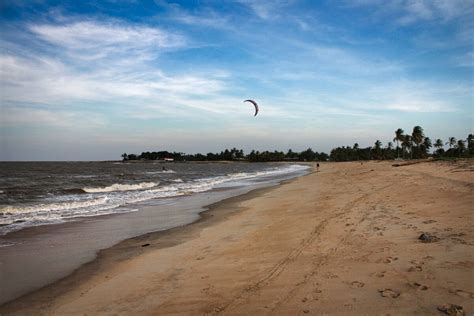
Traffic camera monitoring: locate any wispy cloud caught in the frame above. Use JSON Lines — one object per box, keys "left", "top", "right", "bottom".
{"left": 29, "top": 20, "right": 186, "bottom": 61}
{"left": 236, "top": 0, "right": 295, "bottom": 20}
{"left": 345, "top": 0, "right": 474, "bottom": 25}
{"left": 0, "top": 106, "right": 106, "bottom": 128}
{"left": 1, "top": 18, "right": 243, "bottom": 119}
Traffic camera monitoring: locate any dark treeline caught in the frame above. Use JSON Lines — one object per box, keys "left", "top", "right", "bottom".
{"left": 121, "top": 147, "right": 329, "bottom": 162}
{"left": 121, "top": 126, "right": 473, "bottom": 163}
{"left": 330, "top": 126, "right": 473, "bottom": 162}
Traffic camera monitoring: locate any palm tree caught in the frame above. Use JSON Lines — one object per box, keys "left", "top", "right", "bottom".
{"left": 412, "top": 126, "right": 424, "bottom": 145}
{"left": 422, "top": 137, "right": 432, "bottom": 157}
{"left": 393, "top": 128, "right": 404, "bottom": 159}
{"left": 373, "top": 140, "right": 382, "bottom": 159}
{"left": 446, "top": 137, "right": 456, "bottom": 149}
{"left": 456, "top": 139, "right": 466, "bottom": 156}
{"left": 402, "top": 135, "right": 412, "bottom": 159}
{"left": 468, "top": 134, "right": 474, "bottom": 155}
{"left": 385, "top": 141, "right": 394, "bottom": 159}
{"left": 434, "top": 139, "right": 443, "bottom": 156}
{"left": 411, "top": 126, "right": 424, "bottom": 158}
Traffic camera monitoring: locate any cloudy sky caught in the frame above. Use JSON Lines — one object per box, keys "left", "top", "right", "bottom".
{"left": 1, "top": 0, "right": 472, "bottom": 160}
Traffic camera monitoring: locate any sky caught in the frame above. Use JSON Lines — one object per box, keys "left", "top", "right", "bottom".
{"left": 0, "top": 0, "right": 473, "bottom": 160}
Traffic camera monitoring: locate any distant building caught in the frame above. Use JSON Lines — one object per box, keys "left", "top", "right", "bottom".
{"left": 164, "top": 158, "right": 174, "bottom": 162}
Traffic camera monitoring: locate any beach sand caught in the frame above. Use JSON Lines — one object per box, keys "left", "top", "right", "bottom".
{"left": 1, "top": 160, "right": 473, "bottom": 315}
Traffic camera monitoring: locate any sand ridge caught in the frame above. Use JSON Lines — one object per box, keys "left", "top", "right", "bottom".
{"left": 1, "top": 160, "right": 473, "bottom": 315}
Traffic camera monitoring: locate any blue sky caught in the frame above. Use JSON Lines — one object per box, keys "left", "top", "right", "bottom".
{"left": 1, "top": 0, "right": 473, "bottom": 160}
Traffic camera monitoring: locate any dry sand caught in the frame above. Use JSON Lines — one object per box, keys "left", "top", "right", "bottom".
{"left": 1, "top": 160, "right": 473, "bottom": 315}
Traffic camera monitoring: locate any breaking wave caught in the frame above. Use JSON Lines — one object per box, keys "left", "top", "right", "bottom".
{"left": 0, "top": 164, "right": 309, "bottom": 235}
{"left": 83, "top": 182, "right": 159, "bottom": 193}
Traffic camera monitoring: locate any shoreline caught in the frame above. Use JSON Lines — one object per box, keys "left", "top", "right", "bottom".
{"left": 2, "top": 160, "right": 473, "bottom": 315}
{"left": 0, "top": 168, "right": 311, "bottom": 308}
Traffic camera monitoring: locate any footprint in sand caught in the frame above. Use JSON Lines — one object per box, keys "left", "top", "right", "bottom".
{"left": 437, "top": 303, "right": 464, "bottom": 316}
{"left": 453, "top": 289, "right": 474, "bottom": 298}
{"left": 410, "top": 259, "right": 425, "bottom": 266}
{"left": 378, "top": 289, "right": 400, "bottom": 298}
{"left": 350, "top": 281, "right": 365, "bottom": 288}
{"left": 409, "top": 282, "right": 429, "bottom": 291}
{"left": 408, "top": 265, "right": 423, "bottom": 272}
{"left": 375, "top": 271, "right": 386, "bottom": 278}
{"left": 382, "top": 256, "right": 399, "bottom": 264}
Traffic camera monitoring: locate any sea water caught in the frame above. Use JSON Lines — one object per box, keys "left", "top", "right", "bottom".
{"left": 0, "top": 161, "right": 310, "bottom": 304}
{"left": 0, "top": 161, "right": 309, "bottom": 235}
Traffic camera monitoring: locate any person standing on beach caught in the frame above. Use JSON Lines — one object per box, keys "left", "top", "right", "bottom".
{"left": 316, "top": 163, "right": 320, "bottom": 172}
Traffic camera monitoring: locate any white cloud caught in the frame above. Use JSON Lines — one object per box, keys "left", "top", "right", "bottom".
{"left": 236, "top": 0, "right": 295, "bottom": 20}
{"left": 168, "top": 9, "right": 229, "bottom": 28}
{"left": 0, "top": 53, "right": 228, "bottom": 106}
{"left": 384, "top": 101, "right": 453, "bottom": 112}
{"left": 0, "top": 106, "right": 106, "bottom": 128}
{"left": 345, "top": 0, "right": 474, "bottom": 25}
{"left": 29, "top": 20, "right": 186, "bottom": 61}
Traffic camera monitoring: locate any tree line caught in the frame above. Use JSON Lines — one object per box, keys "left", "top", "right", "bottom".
{"left": 121, "top": 126, "right": 473, "bottom": 162}
{"left": 121, "top": 147, "right": 329, "bottom": 162}
{"left": 330, "top": 126, "right": 473, "bottom": 162}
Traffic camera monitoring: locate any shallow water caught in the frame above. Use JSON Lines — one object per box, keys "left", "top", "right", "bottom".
{"left": 0, "top": 161, "right": 308, "bottom": 235}
{"left": 0, "top": 163, "right": 310, "bottom": 304}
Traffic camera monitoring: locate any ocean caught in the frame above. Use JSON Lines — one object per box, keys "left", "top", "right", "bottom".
{"left": 0, "top": 161, "right": 310, "bottom": 304}
{"left": 0, "top": 161, "right": 309, "bottom": 236}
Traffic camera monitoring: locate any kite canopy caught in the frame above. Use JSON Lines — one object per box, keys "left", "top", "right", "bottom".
{"left": 244, "top": 99, "right": 259, "bottom": 116}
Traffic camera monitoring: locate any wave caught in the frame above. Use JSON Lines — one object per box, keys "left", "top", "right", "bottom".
{"left": 0, "top": 164, "right": 310, "bottom": 235}
{"left": 1, "top": 196, "right": 109, "bottom": 215}
{"left": 145, "top": 170, "right": 175, "bottom": 174}
{"left": 82, "top": 182, "right": 159, "bottom": 193}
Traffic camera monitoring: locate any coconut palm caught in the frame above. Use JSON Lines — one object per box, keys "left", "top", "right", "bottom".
{"left": 393, "top": 128, "right": 404, "bottom": 159}
{"left": 411, "top": 126, "right": 425, "bottom": 158}
{"left": 446, "top": 137, "right": 456, "bottom": 149}
{"left": 468, "top": 134, "right": 474, "bottom": 155}
{"left": 456, "top": 139, "right": 466, "bottom": 155}
{"left": 433, "top": 139, "right": 443, "bottom": 156}
{"left": 422, "top": 137, "right": 432, "bottom": 157}
{"left": 401, "top": 135, "right": 412, "bottom": 159}
{"left": 412, "top": 126, "right": 424, "bottom": 146}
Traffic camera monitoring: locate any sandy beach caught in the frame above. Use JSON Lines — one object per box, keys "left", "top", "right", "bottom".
{"left": 1, "top": 160, "right": 473, "bottom": 315}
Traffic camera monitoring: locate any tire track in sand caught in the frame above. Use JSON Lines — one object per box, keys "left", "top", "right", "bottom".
{"left": 212, "top": 179, "right": 393, "bottom": 315}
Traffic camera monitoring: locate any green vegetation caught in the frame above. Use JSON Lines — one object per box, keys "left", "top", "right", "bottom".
{"left": 330, "top": 126, "right": 473, "bottom": 162}
{"left": 121, "top": 147, "right": 328, "bottom": 162}
{"left": 121, "top": 126, "right": 473, "bottom": 162}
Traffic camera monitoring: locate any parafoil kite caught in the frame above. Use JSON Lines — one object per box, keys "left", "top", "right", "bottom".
{"left": 244, "top": 99, "right": 259, "bottom": 116}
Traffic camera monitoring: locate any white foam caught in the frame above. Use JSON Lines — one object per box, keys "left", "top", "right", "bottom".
{"left": 1, "top": 196, "right": 109, "bottom": 214}
{"left": 0, "top": 164, "right": 310, "bottom": 235}
{"left": 83, "top": 182, "right": 159, "bottom": 193}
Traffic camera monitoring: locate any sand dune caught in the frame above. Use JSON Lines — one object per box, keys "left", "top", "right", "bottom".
{"left": 2, "top": 160, "right": 473, "bottom": 315}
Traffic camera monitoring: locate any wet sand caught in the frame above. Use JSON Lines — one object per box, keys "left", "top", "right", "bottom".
{"left": 1, "top": 160, "right": 473, "bottom": 315}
